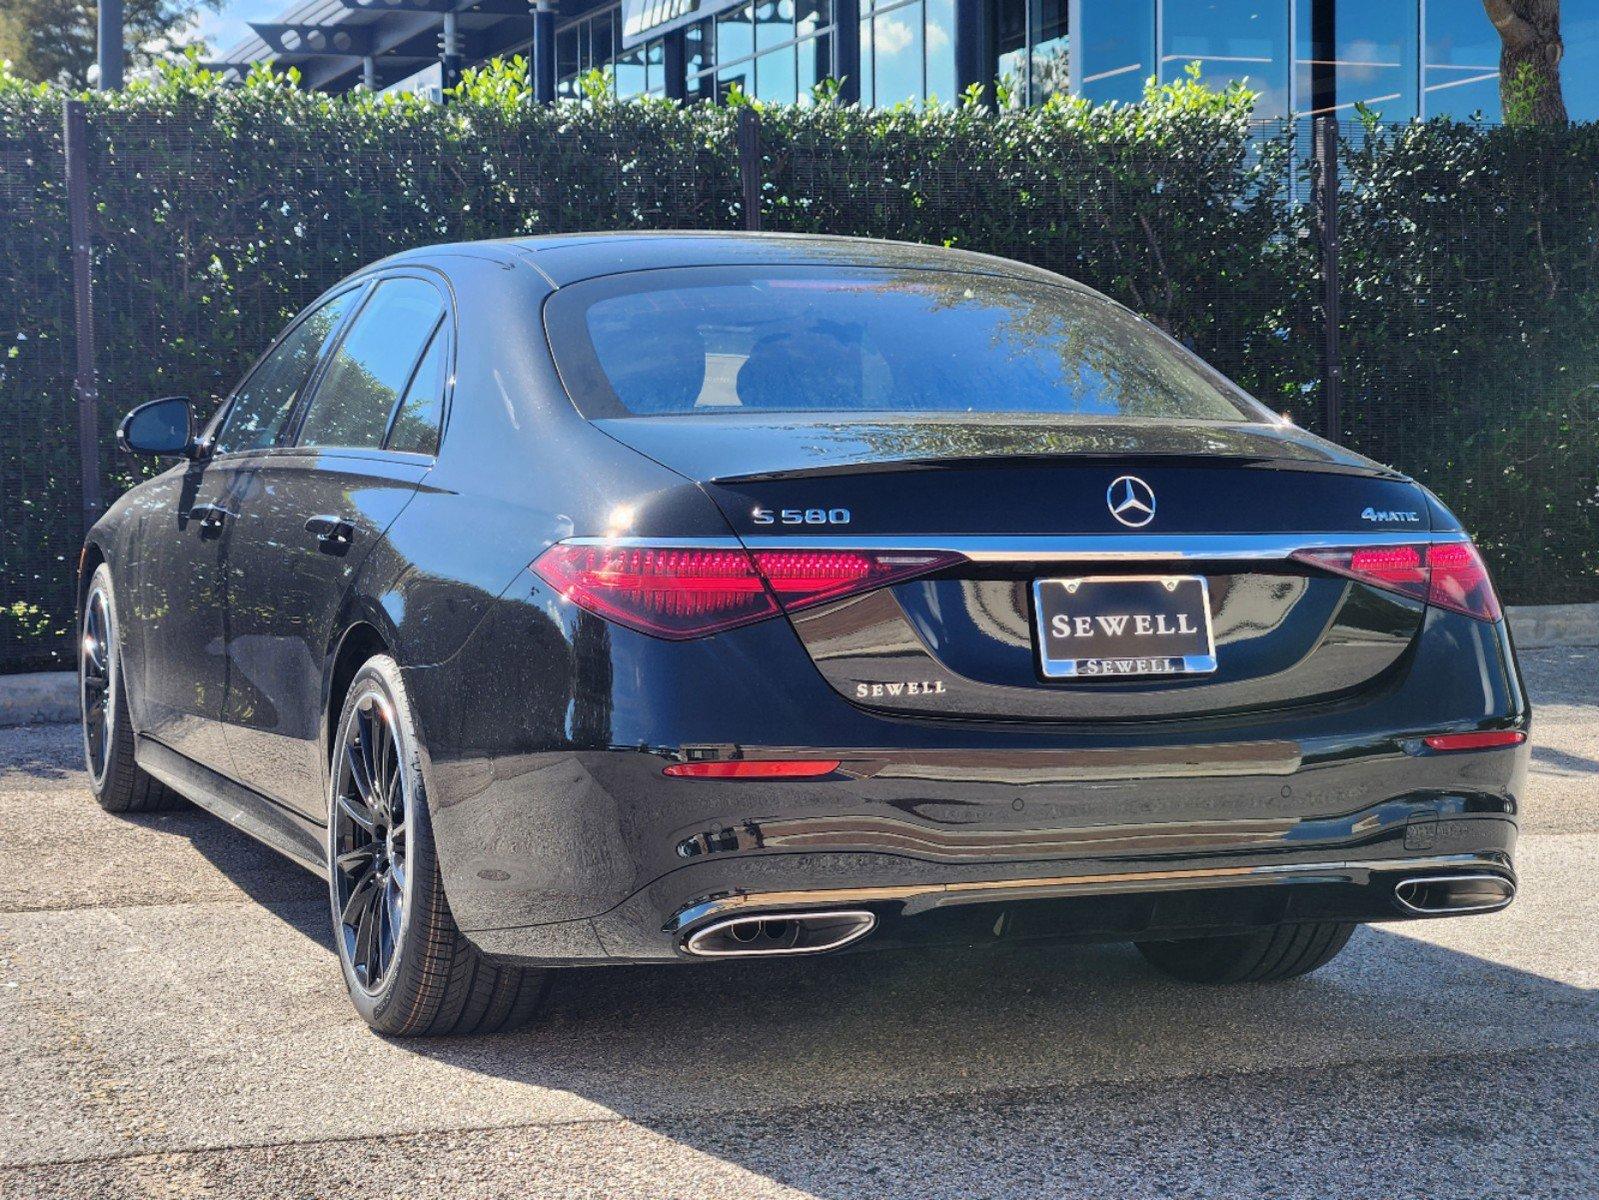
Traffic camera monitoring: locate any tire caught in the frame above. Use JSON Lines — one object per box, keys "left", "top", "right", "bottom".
{"left": 80, "top": 563, "right": 180, "bottom": 814}
{"left": 327, "top": 654, "right": 549, "bottom": 1037}
{"left": 1135, "top": 920, "right": 1356, "bottom": 984}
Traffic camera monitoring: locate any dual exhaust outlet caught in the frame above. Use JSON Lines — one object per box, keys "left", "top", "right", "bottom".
{"left": 679, "top": 874, "right": 1513, "bottom": 956}
{"left": 682, "top": 910, "right": 876, "bottom": 957}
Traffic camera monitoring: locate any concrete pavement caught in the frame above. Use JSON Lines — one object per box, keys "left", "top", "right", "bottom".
{"left": 1, "top": 649, "right": 1595, "bottom": 1199}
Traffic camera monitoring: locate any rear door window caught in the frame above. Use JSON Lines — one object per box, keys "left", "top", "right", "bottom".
{"left": 214, "top": 289, "right": 359, "bottom": 456}
{"left": 297, "top": 277, "right": 446, "bottom": 451}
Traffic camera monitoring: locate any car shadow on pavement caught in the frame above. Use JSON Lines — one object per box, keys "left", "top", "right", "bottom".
{"left": 1530, "top": 743, "right": 1599, "bottom": 775}
{"left": 136, "top": 803, "right": 338, "bottom": 942}
{"left": 396, "top": 926, "right": 1597, "bottom": 1198}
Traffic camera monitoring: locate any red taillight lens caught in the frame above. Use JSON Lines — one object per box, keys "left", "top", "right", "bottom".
{"left": 1291, "top": 540, "right": 1502, "bottom": 621}
{"left": 1424, "top": 541, "right": 1502, "bottom": 621}
{"left": 532, "top": 544, "right": 961, "bottom": 639}
{"left": 1292, "top": 544, "right": 1429, "bottom": 605}
{"left": 1350, "top": 544, "right": 1427, "bottom": 590}
{"left": 531, "top": 546, "right": 776, "bottom": 638}
{"left": 1421, "top": 730, "right": 1526, "bottom": 752}
{"left": 749, "top": 549, "right": 962, "bottom": 615}
{"left": 663, "top": 759, "right": 841, "bottom": 778}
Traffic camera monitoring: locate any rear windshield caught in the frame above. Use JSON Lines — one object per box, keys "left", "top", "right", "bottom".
{"left": 544, "top": 266, "right": 1265, "bottom": 423}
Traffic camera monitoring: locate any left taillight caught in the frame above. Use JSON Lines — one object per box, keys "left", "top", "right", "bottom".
{"left": 1290, "top": 539, "right": 1502, "bottom": 622}
{"left": 532, "top": 543, "right": 962, "bottom": 640}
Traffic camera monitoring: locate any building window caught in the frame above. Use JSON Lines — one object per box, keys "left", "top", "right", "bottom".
{"left": 1077, "top": 0, "right": 1151, "bottom": 103}
{"left": 993, "top": 0, "right": 1067, "bottom": 107}
{"left": 860, "top": 0, "right": 955, "bottom": 107}
{"left": 685, "top": 0, "right": 836, "bottom": 104}
{"left": 1294, "top": 0, "right": 1417, "bottom": 120}
{"left": 1162, "top": 0, "right": 1289, "bottom": 118}
{"left": 557, "top": 5, "right": 668, "bottom": 98}
{"left": 1421, "top": 0, "right": 1500, "bottom": 119}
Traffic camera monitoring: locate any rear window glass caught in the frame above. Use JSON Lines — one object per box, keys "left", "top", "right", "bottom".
{"left": 546, "top": 267, "right": 1263, "bottom": 423}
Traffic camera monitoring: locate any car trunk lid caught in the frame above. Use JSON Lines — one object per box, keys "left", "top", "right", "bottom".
{"left": 595, "top": 414, "right": 1437, "bottom": 723}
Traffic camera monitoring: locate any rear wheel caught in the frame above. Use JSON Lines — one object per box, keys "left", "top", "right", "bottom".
{"left": 328, "top": 655, "right": 548, "bottom": 1037}
{"left": 1135, "top": 921, "right": 1356, "bottom": 984}
{"left": 80, "top": 563, "right": 179, "bottom": 813}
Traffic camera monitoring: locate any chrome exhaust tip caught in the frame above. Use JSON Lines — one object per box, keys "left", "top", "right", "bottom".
{"left": 682, "top": 910, "right": 876, "bottom": 957}
{"left": 1394, "top": 874, "right": 1515, "bottom": 916}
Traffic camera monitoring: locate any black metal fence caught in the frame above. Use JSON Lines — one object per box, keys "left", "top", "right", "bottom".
{"left": 2, "top": 96, "right": 1596, "bottom": 674}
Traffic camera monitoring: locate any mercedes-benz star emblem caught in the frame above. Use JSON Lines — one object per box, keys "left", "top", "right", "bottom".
{"left": 1107, "top": 475, "right": 1156, "bottom": 528}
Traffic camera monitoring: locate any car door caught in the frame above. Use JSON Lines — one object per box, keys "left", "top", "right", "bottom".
{"left": 220, "top": 273, "right": 449, "bottom": 818}
{"left": 130, "top": 287, "right": 361, "bottom": 774}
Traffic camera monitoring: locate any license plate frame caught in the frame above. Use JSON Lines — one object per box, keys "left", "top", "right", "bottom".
{"left": 1032, "top": 575, "right": 1217, "bottom": 679}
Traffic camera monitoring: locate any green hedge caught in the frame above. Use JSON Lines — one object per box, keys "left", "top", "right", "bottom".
{"left": 0, "top": 60, "right": 1594, "bottom": 670}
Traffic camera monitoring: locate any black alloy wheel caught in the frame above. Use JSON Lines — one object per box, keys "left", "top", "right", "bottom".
{"left": 331, "top": 689, "right": 410, "bottom": 993}
{"left": 326, "top": 656, "right": 548, "bottom": 1036}
{"left": 80, "top": 583, "right": 114, "bottom": 788}
{"left": 80, "top": 562, "right": 177, "bottom": 813}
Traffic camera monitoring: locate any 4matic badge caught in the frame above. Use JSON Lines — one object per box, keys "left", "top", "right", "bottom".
{"left": 1360, "top": 506, "right": 1421, "bottom": 523}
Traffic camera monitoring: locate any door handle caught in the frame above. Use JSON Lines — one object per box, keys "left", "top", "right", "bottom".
{"left": 304, "top": 515, "right": 356, "bottom": 552}
{"left": 191, "top": 502, "right": 229, "bottom": 533}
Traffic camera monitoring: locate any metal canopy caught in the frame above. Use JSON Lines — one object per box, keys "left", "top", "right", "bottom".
{"left": 216, "top": 0, "right": 558, "bottom": 92}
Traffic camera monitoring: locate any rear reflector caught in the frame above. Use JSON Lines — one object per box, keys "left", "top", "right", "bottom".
{"left": 1291, "top": 540, "right": 1502, "bottom": 621}
{"left": 1421, "top": 730, "right": 1527, "bottom": 752}
{"left": 663, "top": 759, "right": 842, "bottom": 778}
{"left": 533, "top": 543, "right": 962, "bottom": 639}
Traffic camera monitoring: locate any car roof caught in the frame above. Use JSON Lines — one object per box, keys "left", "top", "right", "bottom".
{"left": 367, "top": 231, "right": 1089, "bottom": 292}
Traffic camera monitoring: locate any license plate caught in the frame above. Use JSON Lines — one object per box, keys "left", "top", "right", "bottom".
{"left": 1033, "top": 575, "right": 1217, "bottom": 679}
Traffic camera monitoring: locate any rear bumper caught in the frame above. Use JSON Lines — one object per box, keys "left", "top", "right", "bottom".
{"left": 416, "top": 590, "right": 1528, "bottom": 966}
{"left": 455, "top": 741, "right": 1524, "bottom": 965}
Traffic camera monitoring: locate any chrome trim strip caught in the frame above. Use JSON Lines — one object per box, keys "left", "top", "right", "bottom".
{"left": 681, "top": 910, "right": 877, "bottom": 957}
{"left": 564, "top": 536, "right": 746, "bottom": 550}
{"left": 567, "top": 531, "right": 1468, "bottom": 562}
{"left": 665, "top": 853, "right": 1505, "bottom": 931}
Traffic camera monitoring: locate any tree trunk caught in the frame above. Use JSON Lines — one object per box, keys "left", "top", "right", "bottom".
{"left": 1483, "top": 0, "right": 1568, "bottom": 124}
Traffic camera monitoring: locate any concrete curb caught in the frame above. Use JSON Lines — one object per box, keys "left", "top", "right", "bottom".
{"left": 1505, "top": 602, "right": 1599, "bottom": 650}
{"left": 0, "top": 671, "right": 79, "bottom": 728}
{"left": 1, "top": 602, "right": 1596, "bottom": 728}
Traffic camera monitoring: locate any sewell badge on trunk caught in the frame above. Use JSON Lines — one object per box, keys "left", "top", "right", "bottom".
{"left": 1033, "top": 576, "right": 1217, "bottom": 678}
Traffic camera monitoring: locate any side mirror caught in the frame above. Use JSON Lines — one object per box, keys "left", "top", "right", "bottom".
{"left": 117, "top": 397, "right": 196, "bottom": 458}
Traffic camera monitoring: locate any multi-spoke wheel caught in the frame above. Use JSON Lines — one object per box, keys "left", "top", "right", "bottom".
{"left": 332, "top": 692, "right": 411, "bottom": 992}
{"left": 80, "top": 563, "right": 178, "bottom": 814}
{"left": 81, "top": 583, "right": 114, "bottom": 788}
{"left": 327, "top": 655, "right": 549, "bottom": 1036}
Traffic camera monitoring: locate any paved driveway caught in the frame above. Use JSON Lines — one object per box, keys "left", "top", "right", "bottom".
{"left": 2, "top": 650, "right": 1595, "bottom": 1199}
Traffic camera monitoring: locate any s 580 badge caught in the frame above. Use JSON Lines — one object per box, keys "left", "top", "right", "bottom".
{"left": 753, "top": 507, "right": 852, "bottom": 525}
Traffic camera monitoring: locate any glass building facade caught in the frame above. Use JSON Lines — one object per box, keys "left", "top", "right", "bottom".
{"left": 545, "top": 0, "right": 1599, "bottom": 122}
{"left": 686, "top": 0, "right": 837, "bottom": 104}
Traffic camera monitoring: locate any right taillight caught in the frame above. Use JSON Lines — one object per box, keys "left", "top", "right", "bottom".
{"left": 531, "top": 543, "right": 962, "bottom": 640}
{"left": 1291, "top": 540, "right": 1502, "bottom": 622}
{"left": 1423, "top": 541, "right": 1502, "bottom": 621}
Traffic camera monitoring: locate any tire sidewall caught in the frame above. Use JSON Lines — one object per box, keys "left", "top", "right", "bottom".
{"left": 327, "top": 655, "right": 433, "bottom": 1030}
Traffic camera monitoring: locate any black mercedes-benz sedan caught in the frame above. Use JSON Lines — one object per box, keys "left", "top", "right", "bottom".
{"left": 80, "top": 233, "right": 1529, "bottom": 1036}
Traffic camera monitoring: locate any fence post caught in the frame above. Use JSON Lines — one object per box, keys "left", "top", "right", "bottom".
{"left": 63, "top": 98, "right": 104, "bottom": 527}
{"left": 737, "top": 107, "right": 761, "bottom": 232}
{"left": 1314, "top": 115, "right": 1342, "bottom": 442}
